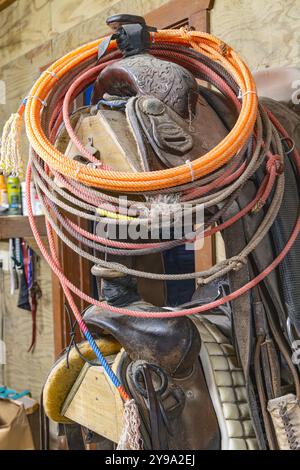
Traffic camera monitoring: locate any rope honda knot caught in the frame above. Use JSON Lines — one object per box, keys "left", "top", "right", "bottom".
{"left": 227, "top": 256, "right": 248, "bottom": 272}
{"left": 266, "top": 154, "right": 284, "bottom": 175}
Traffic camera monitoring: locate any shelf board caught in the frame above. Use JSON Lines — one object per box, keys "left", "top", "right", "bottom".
{"left": 0, "top": 215, "right": 46, "bottom": 240}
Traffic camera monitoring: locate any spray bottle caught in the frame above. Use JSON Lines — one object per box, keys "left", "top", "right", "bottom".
{"left": 7, "top": 175, "right": 22, "bottom": 215}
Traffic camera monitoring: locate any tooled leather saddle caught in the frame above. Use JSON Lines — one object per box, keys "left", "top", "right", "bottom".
{"left": 42, "top": 15, "right": 300, "bottom": 451}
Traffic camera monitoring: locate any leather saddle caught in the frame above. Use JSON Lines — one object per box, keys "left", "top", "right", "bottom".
{"left": 82, "top": 270, "right": 220, "bottom": 450}
{"left": 41, "top": 293, "right": 257, "bottom": 449}
{"left": 45, "top": 15, "right": 300, "bottom": 451}
{"left": 91, "top": 54, "right": 228, "bottom": 171}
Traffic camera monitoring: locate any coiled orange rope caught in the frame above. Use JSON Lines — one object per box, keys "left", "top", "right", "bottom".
{"left": 20, "top": 30, "right": 258, "bottom": 192}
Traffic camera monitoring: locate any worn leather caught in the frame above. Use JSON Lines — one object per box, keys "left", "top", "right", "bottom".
{"left": 83, "top": 305, "right": 220, "bottom": 450}
{"left": 93, "top": 53, "right": 228, "bottom": 170}
{"left": 93, "top": 54, "right": 198, "bottom": 119}
{"left": 83, "top": 305, "right": 200, "bottom": 377}
{"left": 125, "top": 355, "right": 220, "bottom": 450}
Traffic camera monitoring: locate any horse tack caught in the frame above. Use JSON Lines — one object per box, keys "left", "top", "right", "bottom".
{"left": 39, "top": 17, "right": 300, "bottom": 450}
{"left": 93, "top": 53, "right": 228, "bottom": 169}
{"left": 3, "top": 14, "right": 300, "bottom": 450}
{"left": 43, "top": 315, "right": 256, "bottom": 450}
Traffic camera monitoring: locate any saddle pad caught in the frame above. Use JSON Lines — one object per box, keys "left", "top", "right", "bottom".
{"left": 43, "top": 337, "right": 121, "bottom": 424}
{"left": 192, "top": 316, "right": 258, "bottom": 450}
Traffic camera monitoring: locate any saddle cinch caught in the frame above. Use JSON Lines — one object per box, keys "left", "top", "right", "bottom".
{"left": 41, "top": 15, "right": 300, "bottom": 450}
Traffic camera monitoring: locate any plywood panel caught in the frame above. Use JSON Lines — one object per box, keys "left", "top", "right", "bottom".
{"left": 0, "top": 0, "right": 171, "bottom": 68}
{"left": 211, "top": 0, "right": 300, "bottom": 72}
{"left": 1, "top": 242, "right": 54, "bottom": 400}
{"left": 0, "top": 0, "right": 16, "bottom": 12}
{"left": 0, "top": 0, "right": 52, "bottom": 67}
{"left": 51, "top": 0, "right": 120, "bottom": 35}
{"left": 50, "top": 0, "right": 171, "bottom": 60}
{"left": 63, "top": 364, "right": 124, "bottom": 443}
{"left": 0, "top": 39, "right": 53, "bottom": 169}
{"left": 0, "top": 0, "right": 173, "bottom": 167}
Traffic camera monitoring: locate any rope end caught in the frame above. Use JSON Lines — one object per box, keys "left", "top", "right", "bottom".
{"left": 117, "top": 399, "right": 143, "bottom": 450}
{"left": 0, "top": 112, "right": 24, "bottom": 178}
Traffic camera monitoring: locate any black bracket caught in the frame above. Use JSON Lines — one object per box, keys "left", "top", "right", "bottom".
{"left": 98, "top": 14, "right": 157, "bottom": 60}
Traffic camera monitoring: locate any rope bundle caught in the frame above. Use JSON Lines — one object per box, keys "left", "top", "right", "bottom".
{"left": 1, "top": 28, "right": 297, "bottom": 316}
{"left": 20, "top": 30, "right": 258, "bottom": 192}
{"left": 16, "top": 28, "right": 298, "bottom": 315}
{"left": 2, "top": 30, "right": 300, "bottom": 436}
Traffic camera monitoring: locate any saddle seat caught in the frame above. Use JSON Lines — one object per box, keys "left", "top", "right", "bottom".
{"left": 83, "top": 304, "right": 200, "bottom": 377}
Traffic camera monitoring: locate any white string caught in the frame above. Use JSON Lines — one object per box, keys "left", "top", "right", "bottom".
{"left": 44, "top": 70, "right": 59, "bottom": 80}
{"left": 23, "top": 96, "right": 47, "bottom": 107}
{"left": 238, "top": 89, "right": 257, "bottom": 100}
{"left": 87, "top": 162, "right": 104, "bottom": 169}
{"left": 185, "top": 159, "right": 195, "bottom": 182}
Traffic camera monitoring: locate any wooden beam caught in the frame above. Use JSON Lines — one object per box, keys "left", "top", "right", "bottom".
{"left": 0, "top": 215, "right": 46, "bottom": 239}
{"left": 0, "top": 0, "right": 16, "bottom": 13}
{"left": 146, "top": 0, "right": 215, "bottom": 29}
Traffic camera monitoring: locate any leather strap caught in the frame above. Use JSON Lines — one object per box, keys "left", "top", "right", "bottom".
{"left": 142, "top": 364, "right": 165, "bottom": 449}
{"left": 221, "top": 194, "right": 268, "bottom": 449}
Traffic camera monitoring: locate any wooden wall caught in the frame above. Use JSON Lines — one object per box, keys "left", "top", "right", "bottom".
{"left": 211, "top": 0, "right": 300, "bottom": 72}
{"left": 0, "top": 0, "right": 298, "bottom": 163}
{"left": 0, "top": 242, "right": 54, "bottom": 400}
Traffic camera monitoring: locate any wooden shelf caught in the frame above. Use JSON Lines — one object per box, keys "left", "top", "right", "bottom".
{"left": 0, "top": 215, "right": 46, "bottom": 240}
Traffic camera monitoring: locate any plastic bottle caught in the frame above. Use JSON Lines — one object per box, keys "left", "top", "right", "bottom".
{"left": 21, "top": 181, "right": 43, "bottom": 216}
{"left": 7, "top": 175, "right": 22, "bottom": 215}
{"left": 0, "top": 174, "right": 8, "bottom": 208}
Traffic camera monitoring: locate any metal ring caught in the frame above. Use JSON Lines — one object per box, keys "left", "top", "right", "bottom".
{"left": 281, "top": 136, "right": 295, "bottom": 156}
{"left": 132, "top": 362, "right": 168, "bottom": 398}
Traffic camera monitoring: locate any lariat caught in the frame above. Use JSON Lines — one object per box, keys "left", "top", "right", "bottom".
{"left": 2, "top": 27, "right": 300, "bottom": 449}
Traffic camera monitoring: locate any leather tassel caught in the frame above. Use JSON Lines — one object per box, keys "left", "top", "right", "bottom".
{"left": 0, "top": 113, "right": 24, "bottom": 177}
{"left": 117, "top": 399, "right": 142, "bottom": 450}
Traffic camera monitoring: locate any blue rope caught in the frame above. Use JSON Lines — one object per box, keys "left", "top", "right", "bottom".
{"left": 83, "top": 329, "right": 122, "bottom": 389}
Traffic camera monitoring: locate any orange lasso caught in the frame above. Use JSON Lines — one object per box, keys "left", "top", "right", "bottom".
{"left": 21, "top": 30, "right": 258, "bottom": 193}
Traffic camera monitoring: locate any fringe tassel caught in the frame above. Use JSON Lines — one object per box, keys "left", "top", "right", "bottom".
{"left": 117, "top": 399, "right": 142, "bottom": 450}
{"left": 0, "top": 113, "right": 24, "bottom": 177}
